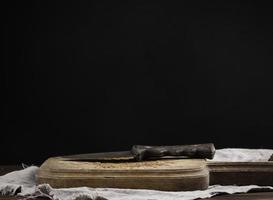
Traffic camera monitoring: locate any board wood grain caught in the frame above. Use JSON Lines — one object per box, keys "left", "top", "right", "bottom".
{"left": 36, "top": 156, "right": 209, "bottom": 191}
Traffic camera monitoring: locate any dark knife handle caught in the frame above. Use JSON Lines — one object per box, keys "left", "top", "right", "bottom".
{"left": 131, "top": 143, "right": 215, "bottom": 161}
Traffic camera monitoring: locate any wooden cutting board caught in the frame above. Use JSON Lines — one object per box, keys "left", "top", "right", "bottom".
{"left": 36, "top": 156, "right": 209, "bottom": 191}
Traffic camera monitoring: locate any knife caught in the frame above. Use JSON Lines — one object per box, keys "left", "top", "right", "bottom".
{"left": 63, "top": 143, "right": 215, "bottom": 162}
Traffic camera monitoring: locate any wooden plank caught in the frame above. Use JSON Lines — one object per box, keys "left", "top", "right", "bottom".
{"left": 203, "top": 192, "right": 273, "bottom": 200}
{"left": 208, "top": 161, "right": 273, "bottom": 186}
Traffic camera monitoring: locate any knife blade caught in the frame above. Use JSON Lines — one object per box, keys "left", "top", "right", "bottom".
{"left": 63, "top": 143, "right": 215, "bottom": 162}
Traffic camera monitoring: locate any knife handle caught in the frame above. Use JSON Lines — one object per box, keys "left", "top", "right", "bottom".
{"left": 131, "top": 143, "right": 215, "bottom": 161}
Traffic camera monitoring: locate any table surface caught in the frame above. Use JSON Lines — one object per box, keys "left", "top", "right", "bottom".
{"left": 1, "top": 165, "right": 273, "bottom": 200}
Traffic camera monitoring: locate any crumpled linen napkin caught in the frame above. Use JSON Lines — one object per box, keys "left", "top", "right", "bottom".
{"left": 210, "top": 148, "right": 273, "bottom": 162}
{"left": 0, "top": 166, "right": 38, "bottom": 196}
{"left": 30, "top": 184, "right": 273, "bottom": 200}
{"left": 1, "top": 148, "right": 273, "bottom": 200}
{"left": 1, "top": 166, "right": 273, "bottom": 200}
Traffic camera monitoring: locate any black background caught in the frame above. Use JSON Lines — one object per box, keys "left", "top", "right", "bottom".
{"left": 3, "top": 1, "right": 273, "bottom": 165}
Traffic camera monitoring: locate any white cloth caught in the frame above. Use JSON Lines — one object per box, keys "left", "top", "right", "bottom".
{"left": 32, "top": 184, "right": 273, "bottom": 200}
{"left": 1, "top": 148, "right": 273, "bottom": 200}
{"left": 210, "top": 148, "right": 273, "bottom": 162}
{"left": 0, "top": 166, "right": 38, "bottom": 196}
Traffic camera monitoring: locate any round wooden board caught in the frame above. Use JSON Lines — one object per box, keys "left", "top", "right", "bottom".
{"left": 36, "top": 156, "right": 209, "bottom": 191}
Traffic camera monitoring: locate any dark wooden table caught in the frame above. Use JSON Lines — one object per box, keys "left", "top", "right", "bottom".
{"left": 1, "top": 165, "right": 273, "bottom": 200}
